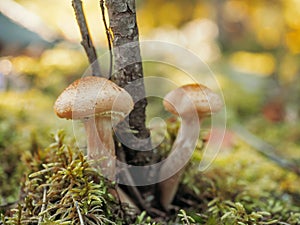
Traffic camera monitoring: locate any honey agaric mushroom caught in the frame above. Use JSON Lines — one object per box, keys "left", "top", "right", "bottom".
{"left": 159, "top": 83, "right": 223, "bottom": 210}
{"left": 54, "top": 76, "right": 134, "bottom": 180}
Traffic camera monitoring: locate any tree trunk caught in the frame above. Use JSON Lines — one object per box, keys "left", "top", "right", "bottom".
{"left": 105, "top": 0, "right": 152, "bottom": 166}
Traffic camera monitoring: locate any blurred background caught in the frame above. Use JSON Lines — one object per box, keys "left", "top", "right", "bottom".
{"left": 0, "top": 0, "right": 299, "bottom": 206}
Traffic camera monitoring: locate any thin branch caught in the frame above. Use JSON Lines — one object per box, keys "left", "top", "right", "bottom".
{"left": 72, "top": 0, "right": 101, "bottom": 77}
{"left": 0, "top": 201, "right": 18, "bottom": 212}
{"left": 100, "top": 0, "right": 113, "bottom": 79}
{"left": 38, "top": 187, "right": 47, "bottom": 225}
{"left": 73, "top": 198, "right": 85, "bottom": 225}
{"left": 232, "top": 124, "right": 300, "bottom": 176}
{"left": 117, "top": 147, "right": 151, "bottom": 213}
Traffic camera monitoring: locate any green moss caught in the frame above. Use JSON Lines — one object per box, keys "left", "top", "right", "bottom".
{"left": 1, "top": 126, "right": 300, "bottom": 224}
{"left": 1, "top": 131, "right": 135, "bottom": 225}
{"left": 173, "top": 142, "right": 300, "bottom": 224}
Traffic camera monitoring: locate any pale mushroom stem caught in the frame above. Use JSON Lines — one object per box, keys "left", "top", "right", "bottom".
{"left": 159, "top": 117, "right": 200, "bottom": 210}
{"left": 84, "top": 116, "right": 140, "bottom": 209}
{"left": 83, "top": 116, "right": 116, "bottom": 180}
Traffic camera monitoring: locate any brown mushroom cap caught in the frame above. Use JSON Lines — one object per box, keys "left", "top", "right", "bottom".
{"left": 54, "top": 76, "right": 134, "bottom": 121}
{"left": 163, "top": 83, "right": 223, "bottom": 117}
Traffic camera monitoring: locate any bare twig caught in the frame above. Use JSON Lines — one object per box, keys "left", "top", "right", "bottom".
{"left": 0, "top": 201, "right": 18, "bottom": 212}
{"left": 73, "top": 198, "right": 85, "bottom": 225}
{"left": 232, "top": 124, "right": 300, "bottom": 176}
{"left": 38, "top": 187, "right": 47, "bottom": 225}
{"left": 100, "top": 0, "right": 113, "bottom": 79}
{"left": 72, "top": 0, "right": 101, "bottom": 76}
{"left": 117, "top": 148, "right": 151, "bottom": 213}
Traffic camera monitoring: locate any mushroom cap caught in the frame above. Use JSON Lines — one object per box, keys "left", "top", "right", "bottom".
{"left": 54, "top": 76, "right": 134, "bottom": 121}
{"left": 163, "top": 83, "right": 223, "bottom": 118}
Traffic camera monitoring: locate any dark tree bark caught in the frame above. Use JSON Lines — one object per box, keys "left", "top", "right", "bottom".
{"left": 105, "top": 0, "right": 153, "bottom": 166}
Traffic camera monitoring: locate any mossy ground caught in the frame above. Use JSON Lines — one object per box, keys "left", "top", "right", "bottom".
{"left": 1, "top": 125, "right": 300, "bottom": 224}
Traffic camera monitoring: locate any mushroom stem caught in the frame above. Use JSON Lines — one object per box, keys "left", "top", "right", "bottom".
{"left": 158, "top": 83, "right": 223, "bottom": 210}
{"left": 159, "top": 117, "right": 200, "bottom": 210}
{"left": 83, "top": 116, "right": 116, "bottom": 180}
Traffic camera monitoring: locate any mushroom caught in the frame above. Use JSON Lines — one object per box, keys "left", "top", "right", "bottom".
{"left": 159, "top": 83, "right": 223, "bottom": 210}
{"left": 54, "top": 76, "right": 134, "bottom": 180}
